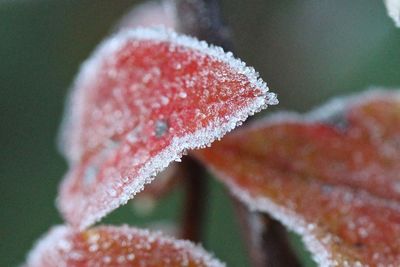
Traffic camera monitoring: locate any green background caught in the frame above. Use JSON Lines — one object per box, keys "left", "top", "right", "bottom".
{"left": 1, "top": 0, "right": 399, "bottom": 266}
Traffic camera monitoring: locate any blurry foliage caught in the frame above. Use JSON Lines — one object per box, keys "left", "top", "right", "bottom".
{"left": 0, "top": 0, "right": 399, "bottom": 266}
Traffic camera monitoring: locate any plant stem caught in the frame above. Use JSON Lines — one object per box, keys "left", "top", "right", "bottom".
{"left": 180, "top": 157, "right": 207, "bottom": 242}
{"left": 174, "top": 0, "right": 233, "bottom": 50}
{"left": 232, "top": 197, "right": 302, "bottom": 267}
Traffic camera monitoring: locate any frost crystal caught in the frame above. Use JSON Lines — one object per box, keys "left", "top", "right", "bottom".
{"left": 25, "top": 225, "right": 225, "bottom": 267}
{"left": 58, "top": 27, "right": 277, "bottom": 229}
{"left": 195, "top": 89, "right": 400, "bottom": 267}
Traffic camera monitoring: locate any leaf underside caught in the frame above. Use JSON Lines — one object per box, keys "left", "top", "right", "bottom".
{"left": 58, "top": 27, "right": 276, "bottom": 229}
{"left": 25, "top": 225, "right": 225, "bottom": 267}
{"left": 195, "top": 90, "right": 400, "bottom": 266}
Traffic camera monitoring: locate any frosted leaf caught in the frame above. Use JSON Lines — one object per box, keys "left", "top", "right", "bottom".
{"left": 385, "top": 0, "right": 400, "bottom": 27}
{"left": 195, "top": 89, "right": 400, "bottom": 266}
{"left": 58, "top": 27, "right": 277, "bottom": 229}
{"left": 25, "top": 225, "right": 225, "bottom": 267}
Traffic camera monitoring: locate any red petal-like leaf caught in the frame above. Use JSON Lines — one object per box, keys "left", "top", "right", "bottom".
{"left": 195, "top": 90, "right": 400, "bottom": 266}
{"left": 58, "top": 27, "right": 277, "bottom": 229}
{"left": 25, "top": 225, "right": 224, "bottom": 267}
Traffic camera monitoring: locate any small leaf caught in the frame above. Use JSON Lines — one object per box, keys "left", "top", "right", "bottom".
{"left": 195, "top": 90, "right": 400, "bottom": 266}
{"left": 384, "top": 0, "right": 400, "bottom": 27}
{"left": 25, "top": 225, "right": 225, "bottom": 267}
{"left": 58, "top": 27, "right": 277, "bottom": 229}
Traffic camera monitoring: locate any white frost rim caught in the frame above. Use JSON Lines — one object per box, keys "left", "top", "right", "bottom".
{"left": 226, "top": 181, "right": 337, "bottom": 267}
{"left": 237, "top": 87, "right": 400, "bottom": 134}
{"left": 69, "top": 96, "right": 268, "bottom": 229}
{"left": 58, "top": 26, "right": 277, "bottom": 161}
{"left": 25, "top": 225, "right": 226, "bottom": 267}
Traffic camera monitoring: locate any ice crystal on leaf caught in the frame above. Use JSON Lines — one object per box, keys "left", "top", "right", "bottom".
{"left": 385, "top": 0, "right": 400, "bottom": 27}
{"left": 57, "top": 27, "right": 277, "bottom": 229}
{"left": 25, "top": 225, "right": 225, "bottom": 267}
{"left": 195, "top": 89, "right": 400, "bottom": 266}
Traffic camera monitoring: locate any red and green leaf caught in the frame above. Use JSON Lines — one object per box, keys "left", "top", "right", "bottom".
{"left": 57, "top": 27, "right": 277, "bottom": 229}
{"left": 195, "top": 90, "right": 400, "bottom": 266}
{"left": 25, "top": 225, "right": 224, "bottom": 267}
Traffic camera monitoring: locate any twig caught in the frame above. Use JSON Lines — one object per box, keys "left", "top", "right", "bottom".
{"left": 179, "top": 157, "right": 207, "bottom": 242}
{"left": 232, "top": 197, "right": 302, "bottom": 267}
{"left": 174, "top": 0, "right": 233, "bottom": 50}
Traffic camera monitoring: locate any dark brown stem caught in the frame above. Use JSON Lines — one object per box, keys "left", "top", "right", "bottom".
{"left": 232, "top": 197, "right": 302, "bottom": 267}
{"left": 179, "top": 157, "right": 207, "bottom": 242}
{"left": 174, "top": 0, "right": 233, "bottom": 50}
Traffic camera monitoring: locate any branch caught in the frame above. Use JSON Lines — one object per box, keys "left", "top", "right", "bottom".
{"left": 180, "top": 157, "right": 207, "bottom": 242}
{"left": 232, "top": 197, "right": 302, "bottom": 267}
{"left": 174, "top": 0, "right": 233, "bottom": 50}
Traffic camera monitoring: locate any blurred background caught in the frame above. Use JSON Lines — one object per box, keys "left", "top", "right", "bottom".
{"left": 1, "top": 0, "right": 399, "bottom": 266}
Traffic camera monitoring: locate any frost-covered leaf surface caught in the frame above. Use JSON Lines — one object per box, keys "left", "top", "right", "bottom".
{"left": 385, "top": 0, "right": 400, "bottom": 27}
{"left": 195, "top": 90, "right": 400, "bottom": 266}
{"left": 25, "top": 225, "right": 225, "bottom": 267}
{"left": 58, "top": 27, "right": 277, "bottom": 229}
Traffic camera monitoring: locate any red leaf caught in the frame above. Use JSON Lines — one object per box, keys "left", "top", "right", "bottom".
{"left": 195, "top": 90, "right": 400, "bottom": 266}
{"left": 25, "top": 225, "right": 225, "bottom": 267}
{"left": 58, "top": 27, "right": 277, "bottom": 229}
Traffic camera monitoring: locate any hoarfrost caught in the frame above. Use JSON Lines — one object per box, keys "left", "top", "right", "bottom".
{"left": 58, "top": 27, "right": 277, "bottom": 229}
{"left": 228, "top": 183, "right": 336, "bottom": 267}
{"left": 25, "top": 225, "right": 225, "bottom": 267}
{"left": 196, "top": 88, "right": 400, "bottom": 267}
